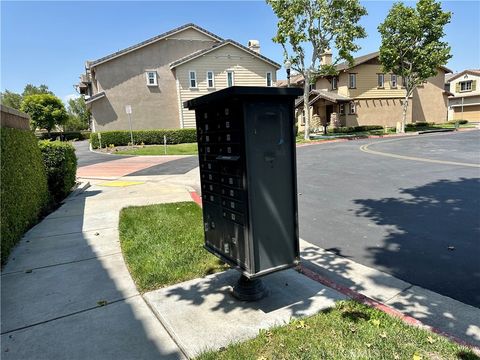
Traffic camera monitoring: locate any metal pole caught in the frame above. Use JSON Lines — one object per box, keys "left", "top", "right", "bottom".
{"left": 127, "top": 113, "right": 134, "bottom": 147}
{"left": 164, "top": 135, "right": 167, "bottom": 155}
{"left": 461, "top": 96, "right": 464, "bottom": 121}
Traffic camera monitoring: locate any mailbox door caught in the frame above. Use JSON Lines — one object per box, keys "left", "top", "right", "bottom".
{"left": 244, "top": 99, "right": 298, "bottom": 274}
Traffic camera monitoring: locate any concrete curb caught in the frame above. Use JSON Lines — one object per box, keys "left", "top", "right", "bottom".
{"left": 68, "top": 181, "right": 91, "bottom": 199}
{"left": 189, "top": 189, "right": 480, "bottom": 353}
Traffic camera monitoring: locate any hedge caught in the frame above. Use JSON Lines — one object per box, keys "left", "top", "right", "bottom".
{"left": 38, "top": 140, "right": 77, "bottom": 203}
{"left": 36, "top": 131, "right": 91, "bottom": 141}
{"left": 1, "top": 128, "right": 50, "bottom": 264}
{"left": 90, "top": 129, "right": 197, "bottom": 149}
{"left": 329, "top": 125, "right": 384, "bottom": 134}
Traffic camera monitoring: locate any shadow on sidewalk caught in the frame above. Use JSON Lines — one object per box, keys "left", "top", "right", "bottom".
{"left": 1, "top": 188, "right": 181, "bottom": 359}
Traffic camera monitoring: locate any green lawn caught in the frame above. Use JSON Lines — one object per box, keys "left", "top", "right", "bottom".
{"left": 116, "top": 143, "right": 198, "bottom": 155}
{"left": 119, "top": 202, "right": 227, "bottom": 292}
{"left": 198, "top": 300, "right": 478, "bottom": 360}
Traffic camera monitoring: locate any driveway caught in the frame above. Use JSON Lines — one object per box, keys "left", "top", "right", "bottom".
{"left": 297, "top": 130, "right": 480, "bottom": 308}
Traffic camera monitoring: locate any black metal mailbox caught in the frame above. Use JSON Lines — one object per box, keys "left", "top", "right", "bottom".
{"left": 185, "top": 86, "right": 303, "bottom": 279}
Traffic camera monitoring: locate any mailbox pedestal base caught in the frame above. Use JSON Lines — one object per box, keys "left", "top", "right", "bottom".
{"left": 232, "top": 274, "right": 269, "bottom": 301}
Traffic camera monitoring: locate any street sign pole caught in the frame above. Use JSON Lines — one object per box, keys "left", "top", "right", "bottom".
{"left": 125, "top": 105, "right": 134, "bottom": 147}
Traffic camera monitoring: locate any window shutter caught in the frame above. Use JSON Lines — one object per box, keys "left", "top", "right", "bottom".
{"left": 455, "top": 83, "right": 460, "bottom": 92}
{"left": 472, "top": 80, "right": 477, "bottom": 91}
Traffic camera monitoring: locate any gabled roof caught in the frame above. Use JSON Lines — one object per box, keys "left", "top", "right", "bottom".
{"left": 169, "top": 39, "right": 281, "bottom": 69}
{"left": 87, "top": 23, "right": 223, "bottom": 69}
{"left": 446, "top": 69, "right": 480, "bottom": 83}
{"left": 295, "top": 90, "right": 351, "bottom": 107}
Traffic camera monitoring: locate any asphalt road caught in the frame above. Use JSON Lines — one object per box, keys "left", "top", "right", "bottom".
{"left": 297, "top": 130, "right": 480, "bottom": 308}
{"left": 74, "top": 140, "right": 129, "bottom": 167}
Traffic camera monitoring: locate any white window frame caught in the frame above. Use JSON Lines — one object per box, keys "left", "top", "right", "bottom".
{"left": 339, "top": 103, "right": 345, "bottom": 115}
{"left": 349, "top": 101, "right": 356, "bottom": 114}
{"left": 206, "top": 71, "right": 215, "bottom": 88}
{"left": 377, "top": 73, "right": 384, "bottom": 88}
{"left": 349, "top": 73, "right": 356, "bottom": 89}
{"left": 332, "top": 76, "right": 338, "bottom": 90}
{"left": 227, "top": 71, "right": 235, "bottom": 87}
{"left": 460, "top": 81, "right": 472, "bottom": 92}
{"left": 189, "top": 71, "right": 197, "bottom": 88}
{"left": 266, "top": 72, "right": 272, "bottom": 87}
{"left": 145, "top": 71, "right": 157, "bottom": 86}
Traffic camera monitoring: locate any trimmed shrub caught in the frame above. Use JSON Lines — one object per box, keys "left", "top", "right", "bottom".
{"left": 448, "top": 120, "right": 468, "bottom": 125}
{"left": 38, "top": 140, "right": 77, "bottom": 203}
{"left": 90, "top": 129, "right": 197, "bottom": 149}
{"left": 1, "top": 128, "right": 50, "bottom": 264}
{"left": 37, "top": 131, "right": 91, "bottom": 141}
{"left": 353, "top": 125, "right": 384, "bottom": 132}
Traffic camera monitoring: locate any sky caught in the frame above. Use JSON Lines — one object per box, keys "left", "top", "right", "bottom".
{"left": 1, "top": 1, "right": 479, "bottom": 104}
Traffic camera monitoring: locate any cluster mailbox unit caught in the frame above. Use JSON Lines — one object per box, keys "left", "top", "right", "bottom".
{"left": 185, "top": 86, "right": 303, "bottom": 300}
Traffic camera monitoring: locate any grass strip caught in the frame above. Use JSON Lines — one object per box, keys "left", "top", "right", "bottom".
{"left": 198, "top": 300, "right": 478, "bottom": 360}
{"left": 119, "top": 202, "right": 226, "bottom": 292}
{"left": 115, "top": 143, "right": 198, "bottom": 155}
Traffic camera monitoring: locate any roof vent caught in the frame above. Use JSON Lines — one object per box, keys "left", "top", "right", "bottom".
{"left": 248, "top": 40, "right": 260, "bottom": 54}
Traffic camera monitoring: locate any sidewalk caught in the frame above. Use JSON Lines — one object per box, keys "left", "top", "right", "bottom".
{"left": 1, "top": 175, "right": 194, "bottom": 359}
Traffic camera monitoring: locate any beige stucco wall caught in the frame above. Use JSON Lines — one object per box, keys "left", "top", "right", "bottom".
{"left": 346, "top": 98, "right": 412, "bottom": 128}
{"left": 176, "top": 44, "right": 278, "bottom": 128}
{"left": 89, "top": 29, "right": 217, "bottom": 131}
{"left": 412, "top": 71, "right": 448, "bottom": 123}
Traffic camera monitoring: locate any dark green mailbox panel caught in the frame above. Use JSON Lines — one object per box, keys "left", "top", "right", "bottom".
{"left": 185, "top": 86, "right": 303, "bottom": 278}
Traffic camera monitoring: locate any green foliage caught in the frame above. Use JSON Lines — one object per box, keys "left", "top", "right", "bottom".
{"left": 38, "top": 140, "right": 77, "bottom": 203}
{"left": 450, "top": 119, "right": 468, "bottom": 125}
{"left": 0, "top": 90, "right": 23, "bottom": 110}
{"left": 329, "top": 125, "right": 384, "bottom": 133}
{"left": 36, "top": 131, "right": 91, "bottom": 141}
{"left": 21, "top": 94, "right": 69, "bottom": 133}
{"left": 378, "top": 0, "right": 451, "bottom": 94}
{"left": 22, "top": 84, "right": 53, "bottom": 97}
{"left": 65, "top": 97, "right": 90, "bottom": 131}
{"left": 90, "top": 129, "right": 197, "bottom": 149}
{"left": 1, "top": 128, "right": 50, "bottom": 264}
{"left": 267, "top": 0, "right": 367, "bottom": 139}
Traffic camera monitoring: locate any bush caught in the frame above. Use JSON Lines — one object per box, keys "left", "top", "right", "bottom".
{"left": 38, "top": 140, "right": 77, "bottom": 203}
{"left": 90, "top": 129, "right": 197, "bottom": 149}
{"left": 448, "top": 120, "right": 468, "bottom": 125}
{"left": 353, "top": 125, "right": 384, "bottom": 132}
{"left": 1, "top": 128, "right": 50, "bottom": 264}
{"left": 36, "top": 131, "right": 91, "bottom": 141}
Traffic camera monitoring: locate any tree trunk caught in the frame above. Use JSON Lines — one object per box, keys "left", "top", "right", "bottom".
{"left": 303, "top": 74, "right": 311, "bottom": 140}
{"left": 401, "top": 94, "right": 409, "bottom": 133}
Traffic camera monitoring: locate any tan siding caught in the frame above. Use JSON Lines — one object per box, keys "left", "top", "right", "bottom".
{"left": 176, "top": 44, "right": 278, "bottom": 128}
{"left": 453, "top": 105, "right": 480, "bottom": 121}
{"left": 449, "top": 73, "right": 480, "bottom": 97}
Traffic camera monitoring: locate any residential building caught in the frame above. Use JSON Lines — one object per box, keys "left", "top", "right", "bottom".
{"left": 77, "top": 24, "right": 280, "bottom": 131}
{"left": 446, "top": 69, "right": 480, "bottom": 122}
{"left": 281, "top": 51, "right": 451, "bottom": 130}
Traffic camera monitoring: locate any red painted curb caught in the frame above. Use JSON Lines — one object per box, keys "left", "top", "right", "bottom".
{"left": 299, "top": 265, "right": 480, "bottom": 352}
{"left": 189, "top": 191, "right": 202, "bottom": 207}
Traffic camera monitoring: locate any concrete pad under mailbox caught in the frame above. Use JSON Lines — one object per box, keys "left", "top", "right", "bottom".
{"left": 143, "top": 269, "right": 346, "bottom": 358}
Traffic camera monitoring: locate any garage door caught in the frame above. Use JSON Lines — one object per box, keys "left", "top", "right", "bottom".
{"left": 453, "top": 105, "right": 480, "bottom": 121}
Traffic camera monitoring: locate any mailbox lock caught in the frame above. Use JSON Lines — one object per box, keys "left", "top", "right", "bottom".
{"left": 224, "top": 243, "right": 230, "bottom": 253}
{"left": 211, "top": 221, "right": 216, "bottom": 229}
{"left": 204, "top": 222, "right": 209, "bottom": 231}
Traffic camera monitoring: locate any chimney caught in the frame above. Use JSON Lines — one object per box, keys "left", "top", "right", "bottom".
{"left": 321, "top": 49, "right": 332, "bottom": 65}
{"left": 248, "top": 40, "right": 260, "bottom": 54}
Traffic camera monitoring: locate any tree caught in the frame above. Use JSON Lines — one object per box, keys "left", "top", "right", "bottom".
{"left": 267, "top": 0, "right": 367, "bottom": 139}
{"left": 20, "top": 94, "right": 68, "bottom": 134}
{"left": 378, "top": 0, "right": 451, "bottom": 133}
{"left": 0, "top": 90, "right": 23, "bottom": 110}
{"left": 65, "top": 97, "right": 90, "bottom": 131}
{"left": 22, "top": 84, "right": 53, "bottom": 97}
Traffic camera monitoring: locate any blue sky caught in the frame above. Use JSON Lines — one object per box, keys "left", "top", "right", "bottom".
{"left": 1, "top": 1, "right": 479, "bottom": 103}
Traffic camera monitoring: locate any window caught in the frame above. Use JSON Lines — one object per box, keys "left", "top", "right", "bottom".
{"left": 207, "top": 71, "right": 215, "bottom": 88}
{"left": 349, "top": 101, "right": 356, "bottom": 114}
{"left": 377, "top": 74, "right": 384, "bottom": 88}
{"left": 402, "top": 76, "right": 407, "bottom": 87}
{"left": 391, "top": 74, "right": 397, "bottom": 88}
{"left": 309, "top": 83, "right": 316, "bottom": 91}
{"left": 332, "top": 77, "right": 338, "bottom": 90}
{"left": 189, "top": 71, "right": 197, "bottom": 88}
{"left": 460, "top": 81, "right": 472, "bottom": 92}
{"left": 227, "top": 71, "right": 234, "bottom": 87}
{"left": 146, "top": 71, "right": 157, "bottom": 86}
{"left": 349, "top": 73, "right": 356, "bottom": 89}
{"left": 266, "top": 72, "right": 272, "bottom": 87}
{"left": 339, "top": 103, "right": 345, "bottom": 115}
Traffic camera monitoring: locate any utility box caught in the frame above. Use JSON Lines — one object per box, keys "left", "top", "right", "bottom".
{"left": 185, "top": 86, "right": 303, "bottom": 279}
